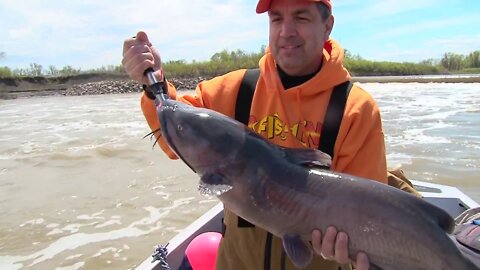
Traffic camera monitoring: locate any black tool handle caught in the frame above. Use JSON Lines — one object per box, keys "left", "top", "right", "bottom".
{"left": 143, "top": 68, "right": 168, "bottom": 104}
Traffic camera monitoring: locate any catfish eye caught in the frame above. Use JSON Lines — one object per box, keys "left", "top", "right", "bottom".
{"left": 177, "top": 124, "right": 183, "bottom": 132}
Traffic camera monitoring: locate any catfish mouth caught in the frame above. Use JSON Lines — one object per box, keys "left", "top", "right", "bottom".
{"left": 197, "top": 171, "right": 233, "bottom": 197}
{"left": 198, "top": 181, "right": 233, "bottom": 197}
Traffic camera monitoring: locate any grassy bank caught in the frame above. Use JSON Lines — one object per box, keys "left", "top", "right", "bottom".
{"left": 1, "top": 48, "right": 479, "bottom": 99}
{"left": 1, "top": 48, "right": 479, "bottom": 79}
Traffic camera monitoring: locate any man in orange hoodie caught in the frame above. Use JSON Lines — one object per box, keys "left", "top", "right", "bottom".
{"left": 122, "top": 0, "right": 387, "bottom": 269}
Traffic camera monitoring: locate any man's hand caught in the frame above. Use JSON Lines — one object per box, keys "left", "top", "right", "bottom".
{"left": 312, "top": 227, "right": 369, "bottom": 270}
{"left": 122, "top": 31, "right": 163, "bottom": 85}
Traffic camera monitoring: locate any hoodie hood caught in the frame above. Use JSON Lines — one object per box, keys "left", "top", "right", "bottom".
{"left": 259, "top": 39, "right": 351, "bottom": 97}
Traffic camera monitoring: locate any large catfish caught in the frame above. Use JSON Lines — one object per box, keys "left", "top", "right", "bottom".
{"left": 154, "top": 98, "right": 478, "bottom": 270}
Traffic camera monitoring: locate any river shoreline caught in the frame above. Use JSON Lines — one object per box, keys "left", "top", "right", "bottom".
{"left": 1, "top": 73, "right": 479, "bottom": 100}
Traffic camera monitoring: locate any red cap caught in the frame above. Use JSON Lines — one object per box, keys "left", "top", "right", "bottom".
{"left": 256, "top": 0, "right": 332, "bottom": 14}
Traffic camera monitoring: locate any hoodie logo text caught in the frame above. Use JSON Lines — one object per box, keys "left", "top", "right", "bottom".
{"left": 248, "top": 113, "right": 323, "bottom": 148}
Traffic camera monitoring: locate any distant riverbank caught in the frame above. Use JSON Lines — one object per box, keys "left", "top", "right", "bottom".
{"left": 1, "top": 73, "right": 479, "bottom": 100}
{"left": 354, "top": 74, "right": 480, "bottom": 84}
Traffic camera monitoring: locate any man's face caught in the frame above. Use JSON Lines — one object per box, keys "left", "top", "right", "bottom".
{"left": 268, "top": 0, "right": 333, "bottom": 76}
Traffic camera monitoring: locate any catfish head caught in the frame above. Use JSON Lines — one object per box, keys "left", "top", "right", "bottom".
{"left": 157, "top": 99, "right": 248, "bottom": 183}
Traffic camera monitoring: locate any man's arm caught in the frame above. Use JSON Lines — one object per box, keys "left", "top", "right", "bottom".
{"left": 332, "top": 85, "right": 388, "bottom": 183}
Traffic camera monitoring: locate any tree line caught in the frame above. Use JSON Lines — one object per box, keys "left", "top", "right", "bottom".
{"left": 0, "top": 48, "right": 479, "bottom": 78}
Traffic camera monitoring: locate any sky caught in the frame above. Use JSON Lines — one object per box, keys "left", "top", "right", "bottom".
{"left": 0, "top": 0, "right": 479, "bottom": 70}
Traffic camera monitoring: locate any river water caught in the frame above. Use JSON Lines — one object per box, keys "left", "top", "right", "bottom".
{"left": 0, "top": 83, "right": 479, "bottom": 269}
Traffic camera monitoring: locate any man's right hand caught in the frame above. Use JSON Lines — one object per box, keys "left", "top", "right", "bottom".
{"left": 122, "top": 31, "right": 163, "bottom": 85}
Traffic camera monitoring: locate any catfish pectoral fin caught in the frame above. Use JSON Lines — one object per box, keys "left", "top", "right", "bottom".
{"left": 282, "top": 234, "right": 313, "bottom": 268}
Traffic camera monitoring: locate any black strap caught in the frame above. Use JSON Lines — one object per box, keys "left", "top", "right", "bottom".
{"left": 263, "top": 232, "right": 273, "bottom": 270}
{"left": 319, "top": 80, "right": 352, "bottom": 158}
{"left": 235, "top": 68, "right": 260, "bottom": 125}
{"left": 235, "top": 68, "right": 261, "bottom": 229}
{"left": 280, "top": 248, "right": 286, "bottom": 270}
{"left": 237, "top": 217, "right": 255, "bottom": 228}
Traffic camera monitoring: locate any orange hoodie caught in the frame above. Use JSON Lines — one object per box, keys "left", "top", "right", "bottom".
{"left": 141, "top": 39, "right": 387, "bottom": 183}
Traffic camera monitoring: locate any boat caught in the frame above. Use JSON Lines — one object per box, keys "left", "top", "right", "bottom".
{"left": 135, "top": 180, "right": 480, "bottom": 270}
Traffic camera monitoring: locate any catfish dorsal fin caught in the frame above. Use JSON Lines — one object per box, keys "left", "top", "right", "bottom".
{"left": 431, "top": 205, "right": 456, "bottom": 233}
{"left": 281, "top": 147, "right": 332, "bottom": 169}
{"left": 412, "top": 196, "right": 456, "bottom": 233}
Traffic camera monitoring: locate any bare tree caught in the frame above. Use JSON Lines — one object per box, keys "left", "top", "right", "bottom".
{"left": 29, "top": 63, "right": 43, "bottom": 76}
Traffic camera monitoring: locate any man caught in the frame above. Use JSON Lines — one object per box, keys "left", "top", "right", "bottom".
{"left": 122, "top": 0, "right": 387, "bottom": 269}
